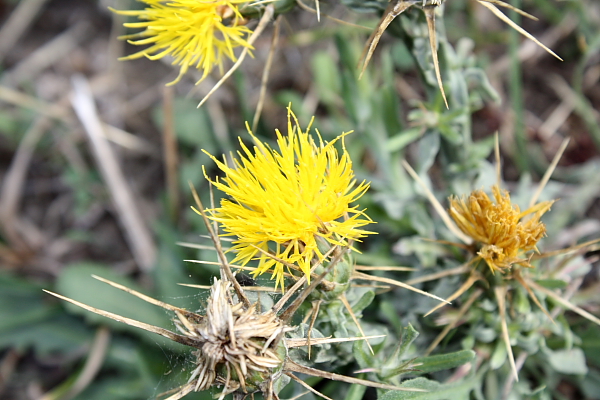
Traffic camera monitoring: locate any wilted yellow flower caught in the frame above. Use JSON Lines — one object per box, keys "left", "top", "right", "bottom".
{"left": 449, "top": 185, "right": 554, "bottom": 273}
{"left": 203, "top": 107, "right": 373, "bottom": 290}
{"left": 111, "top": 0, "right": 253, "bottom": 85}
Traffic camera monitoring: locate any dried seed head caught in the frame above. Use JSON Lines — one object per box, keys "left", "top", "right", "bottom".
{"left": 180, "top": 278, "right": 290, "bottom": 395}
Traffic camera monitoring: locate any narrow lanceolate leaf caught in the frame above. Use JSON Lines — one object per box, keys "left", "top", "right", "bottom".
{"left": 411, "top": 350, "right": 476, "bottom": 374}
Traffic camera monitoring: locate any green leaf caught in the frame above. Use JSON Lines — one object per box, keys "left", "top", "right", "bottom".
{"left": 55, "top": 263, "right": 180, "bottom": 350}
{"left": 534, "top": 279, "right": 568, "bottom": 290}
{"left": 388, "top": 128, "right": 423, "bottom": 153}
{"left": 380, "top": 376, "right": 478, "bottom": 400}
{"left": 490, "top": 340, "right": 507, "bottom": 370}
{"left": 546, "top": 348, "right": 589, "bottom": 375}
{"left": 412, "top": 350, "right": 475, "bottom": 374}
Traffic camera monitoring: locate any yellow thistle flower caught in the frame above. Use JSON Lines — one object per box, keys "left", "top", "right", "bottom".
{"left": 449, "top": 185, "right": 554, "bottom": 273}
{"left": 203, "top": 107, "right": 374, "bottom": 290}
{"left": 111, "top": 0, "right": 253, "bottom": 85}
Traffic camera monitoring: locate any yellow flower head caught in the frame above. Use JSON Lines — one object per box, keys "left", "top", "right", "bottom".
{"left": 203, "top": 108, "right": 374, "bottom": 290}
{"left": 449, "top": 185, "right": 554, "bottom": 273}
{"left": 111, "top": 0, "right": 253, "bottom": 85}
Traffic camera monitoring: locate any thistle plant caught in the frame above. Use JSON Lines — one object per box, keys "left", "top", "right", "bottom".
{"left": 13, "top": 1, "right": 595, "bottom": 399}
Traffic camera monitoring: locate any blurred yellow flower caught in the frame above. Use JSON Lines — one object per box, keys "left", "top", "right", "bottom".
{"left": 111, "top": 0, "right": 253, "bottom": 85}
{"left": 203, "top": 107, "right": 373, "bottom": 290}
{"left": 449, "top": 185, "right": 554, "bottom": 273}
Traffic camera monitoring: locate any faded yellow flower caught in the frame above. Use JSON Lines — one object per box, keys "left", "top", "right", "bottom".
{"left": 111, "top": 0, "right": 253, "bottom": 85}
{"left": 203, "top": 107, "right": 374, "bottom": 290}
{"left": 449, "top": 185, "right": 554, "bottom": 273}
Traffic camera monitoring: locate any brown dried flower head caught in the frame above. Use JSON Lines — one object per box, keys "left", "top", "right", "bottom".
{"left": 181, "top": 278, "right": 290, "bottom": 396}
{"left": 449, "top": 184, "right": 554, "bottom": 273}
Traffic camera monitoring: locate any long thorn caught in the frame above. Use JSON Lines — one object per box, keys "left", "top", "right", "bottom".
{"left": 478, "top": 1, "right": 562, "bottom": 61}
{"left": 358, "top": 0, "right": 412, "bottom": 79}
{"left": 341, "top": 293, "right": 374, "bottom": 355}
{"left": 494, "top": 132, "right": 502, "bottom": 186}
{"left": 407, "top": 263, "right": 471, "bottom": 285}
{"left": 526, "top": 279, "right": 600, "bottom": 326}
{"left": 251, "top": 16, "right": 281, "bottom": 133}
{"left": 189, "top": 183, "right": 251, "bottom": 308}
{"left": 513, "top": 269, "right": 554, "bottom": 323}
{"left": 353, "top": 271, "right": 451, "bottom": 304}
{"left": 402, "top": 160, "right": 472, "bottom": 244}
{"left": 425, "top": 289, "right": 483, "bottom": 355}
{"left": 424, "top": 7, "right": 448, "bottom": 108}
{"left": 271, "top": 245, "right": 338, "bottom": 314}
{"left": 424, "top": 272, "right": 480, "bottom": 317}
{"left": 197, "top": 5, "right": 275, "bottom": 108}
{"left": 307, "top": 300, "right": 322, "bottom": 359}
{"left": 528, "top": 138, "right": 569, "bottom": 208}
{"left": 481, "top": 0, "right": 538, "bottom": 20}
{"left": 91, "top": 275, "right": 201, "bottom": 320}
{"left": 286, "top": 373, "right": 333, "bottom": 400}
{"left": 284, "top": 360, "right": 426, "bottom": 392}
{"left": 43, "top": 290, "right": 201, "bottom": 348}
{"left": 495, "top": 286, "right": 519, "bottom": 382}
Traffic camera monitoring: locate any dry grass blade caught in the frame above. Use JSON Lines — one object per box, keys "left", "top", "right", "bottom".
{"left": 425, "top": 289, "right": 483, "bottom": 356}
{"left": 477, "top": 1, "right": 562, "bottom": 61}
{"left": 423, "top": 7, "right": 448, "bottom": 109}
{"left": 43, "top": 290, "right": 200, "bottom": 348}
{"left": 424, "top": 272, "right": 480, "bottom": 317}
{"left": 494, "top": 286, "right": 519, "bottom": 382}
{"left": 70, "top": 75, "right": 156, "bottom": 272}
{"left": 526, "top": 279, "right": 600, "bottom": 326}
{"left": 402, "top": 160, "right": 473, "bottom": 245}
{"left": 284, "top": 360, "right": 426, "bottom": 392}
{"left": 0, "top": 0, "right": 49, "bottom": 62}
{"left": 358, "top": 0, "right": 412, "bottom": 79}
{"left": 353, "top": 271, "right": 451, "bottom": 305}
{"left": 197, "top": 5, "right": 274, "bottom": 108}
{"left": 0, "top": 116, "right": 51, "bottom": 231}
{"left": 40, "top": 326, "right": 110, "bottom": 400}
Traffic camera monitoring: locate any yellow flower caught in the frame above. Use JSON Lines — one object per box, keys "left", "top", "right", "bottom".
{"left": 203, "top": 107, "right": 374, "bottom": 290}
{"left": 111, "top": 0, "right": 253, "bottom": 85}
{"left": 449, "top": 185, "right": 554, "bottom": 273}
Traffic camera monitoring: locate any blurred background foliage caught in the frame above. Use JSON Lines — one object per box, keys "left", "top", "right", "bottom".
{"left": 0, "top": 0, "right": 599, "bottom": 399}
